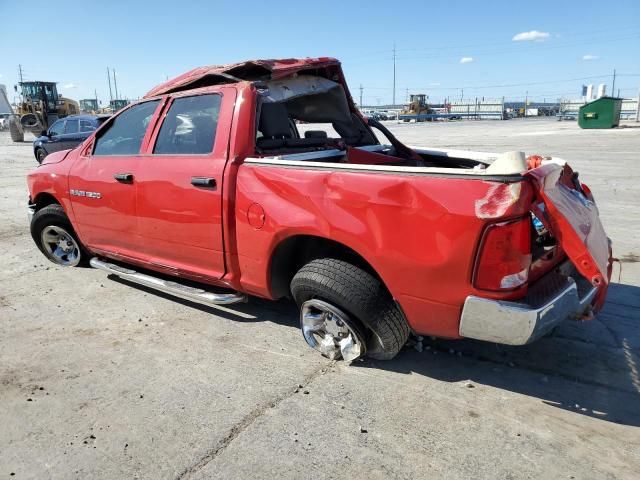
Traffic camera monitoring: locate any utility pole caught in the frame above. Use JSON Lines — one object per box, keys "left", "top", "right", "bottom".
{"left": 461, "top": 88, "right": 464, "bottom": 100}
{"left": 17, "top": 64, "right": 24, "bottom": 102}
{"left": 113, "top": 69, "right": 119, "bottom": 101}
{"left": 612, "top": 68, "right": 616, "bottom": 98}
{"left": 107, "top": 67, "right": 113, "bottom": 105}
{"left": 359, "top": 84, "right": 363, "bottom": 108}
{"left": 635, "top": 86, "right": 640, "bottom": 122}
{"left": 392, "top": 44, "right": 396, "bottom": 108}
{"left": 524, "top": 91, "right": 528, "bottom": 117}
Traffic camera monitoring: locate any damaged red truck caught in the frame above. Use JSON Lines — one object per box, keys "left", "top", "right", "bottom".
{"left": 27, "top": 58, "right": 613, "bottom": 361}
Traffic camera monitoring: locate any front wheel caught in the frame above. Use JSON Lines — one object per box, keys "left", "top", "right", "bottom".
{"left": 35, "top": 148, "right": 47, "bottom": 164}
{"left": 30, "top": 204, "right": 87, "bottom": 267}
{"left": 291, "top": 258, "right": 410, "bottom": 361}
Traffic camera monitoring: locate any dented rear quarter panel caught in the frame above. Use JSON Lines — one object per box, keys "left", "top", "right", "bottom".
{"left": 233, "top": 163, "right": 534, "bottom": 338}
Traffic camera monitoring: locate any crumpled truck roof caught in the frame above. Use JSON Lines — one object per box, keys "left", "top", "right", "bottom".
{"left": 144, "top": 57, "right": 342, "bottom": 98}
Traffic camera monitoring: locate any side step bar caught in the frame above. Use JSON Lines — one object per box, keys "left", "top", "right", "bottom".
{"left": 89, "top": 257, "right": 247, "bottom": 306}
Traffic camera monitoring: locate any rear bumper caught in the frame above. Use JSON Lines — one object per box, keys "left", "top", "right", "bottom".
{"left": 459, "top": 265, "right": 598, "bottom": 345}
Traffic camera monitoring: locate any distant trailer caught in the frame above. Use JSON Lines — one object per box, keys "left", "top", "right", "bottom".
{"left": 398, "top": 112, "right": 503, "bottom": 122}
{"left": 559, "top": 97, "right": 638, "bottom": 121}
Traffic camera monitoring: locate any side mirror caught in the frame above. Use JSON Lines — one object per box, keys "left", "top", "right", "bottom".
{"left": 40, "top": 130, "right": 48, "bottom": 137}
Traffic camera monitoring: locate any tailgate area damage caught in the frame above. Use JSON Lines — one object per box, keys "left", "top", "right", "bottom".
{"left": 460, "top": 261, "right": 597, "bottom": 345}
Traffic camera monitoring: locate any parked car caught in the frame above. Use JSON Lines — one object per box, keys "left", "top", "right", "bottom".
{"left": 32, "top": 114, "right": 109, "bottom": 163}
{"left": 26, "top": 58, "right": 612, "bottom": 362}
{"left": 0, "top": 114, "right": 10, "bottom": 130}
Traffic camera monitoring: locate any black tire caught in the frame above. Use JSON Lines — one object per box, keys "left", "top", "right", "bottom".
{"left": 30, "top": 204, "right": 88, "bottom": 267}
{"left": 9, "top": 117, "right": 24, "bottom": 142}
{"left": 291, "top": 258, "right": 410, "bottom": 360}
{"left": 35, "top": 148, "right": 47, "bottom": 164}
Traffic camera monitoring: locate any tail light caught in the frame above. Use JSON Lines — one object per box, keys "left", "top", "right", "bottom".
{"left": 474, "top": 217, "right": 532, "bottom": 291}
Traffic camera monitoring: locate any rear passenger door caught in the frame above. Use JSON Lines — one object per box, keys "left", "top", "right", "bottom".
{"left": 135, "top": 87, "right": 236, "bottom": 280}
{"left": 78, "top": 118, "right": 98, "bottom": 143}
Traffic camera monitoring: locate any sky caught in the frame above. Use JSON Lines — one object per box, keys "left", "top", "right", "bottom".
{"left": 0, "top": 0, "right": 638, "bottom": 106}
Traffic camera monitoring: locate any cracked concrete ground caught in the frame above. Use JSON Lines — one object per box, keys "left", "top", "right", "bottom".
{"left": 1, "top": 118, "right": 639, "bottom": 479}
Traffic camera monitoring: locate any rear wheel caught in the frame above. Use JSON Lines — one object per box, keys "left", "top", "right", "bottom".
{"left": 30, "top": 204, "right": 87, "bottom": 267}
{"left": 9, "top": 117, "right": 24, "bottom": 142}
{"left": 291, "top": 258, "right": 410, "bottom": 361}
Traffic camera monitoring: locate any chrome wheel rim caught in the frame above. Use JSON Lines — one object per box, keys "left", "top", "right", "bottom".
{"left": 300, "top": 299, "right": 364, "bottom": 361}
{"left": 37, "top": 150, "right": 46, "bottom": 162}
{"left": 40, "top": 225, "right": 81, "bottom": 266}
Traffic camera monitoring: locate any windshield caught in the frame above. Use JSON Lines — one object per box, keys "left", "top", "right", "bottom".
{"left": 21, "top": 83, "right": 58, "bottom": 111}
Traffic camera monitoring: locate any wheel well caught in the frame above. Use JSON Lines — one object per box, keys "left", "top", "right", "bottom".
{"left": 33, "top": 193, "right": 60, "bottom": 210}
{"left": 269, "top": 235, "right": 382, "bottom": 299}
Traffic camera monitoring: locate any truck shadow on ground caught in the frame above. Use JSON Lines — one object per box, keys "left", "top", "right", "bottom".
{"left": 108, "top": 275, "right": 302, "bottom": 328}
{"left": 111, "top": 275, "right": 640, "bottom": 427}
{"left": 358, "top": 282, "right": 640, "bottom": 427}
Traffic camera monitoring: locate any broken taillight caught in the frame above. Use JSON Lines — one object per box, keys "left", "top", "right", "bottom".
{"left": 474, "top": 217, "right": 532, "bottom": 291}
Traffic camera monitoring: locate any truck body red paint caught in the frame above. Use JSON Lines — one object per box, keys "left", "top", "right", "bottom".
{"left": 27, "top": 58, "right": 612, "bottom": 360}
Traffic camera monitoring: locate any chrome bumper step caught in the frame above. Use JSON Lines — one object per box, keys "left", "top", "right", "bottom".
{"left": 89, "top": 257, "right": 247, "bottom": 306}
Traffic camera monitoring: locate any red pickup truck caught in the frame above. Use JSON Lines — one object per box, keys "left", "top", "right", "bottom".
{"left": 27, "top": 58, "right": 612, "bottom": 362}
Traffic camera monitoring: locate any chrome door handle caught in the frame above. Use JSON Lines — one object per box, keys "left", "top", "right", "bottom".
{"left": 114, "top": 173, "right": 133, "bottom": 183}
{"left": 191, "top": 177, "right": 216, "bottom": 188}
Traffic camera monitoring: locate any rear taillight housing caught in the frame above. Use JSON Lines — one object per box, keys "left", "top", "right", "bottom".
{"left": 474, "top": 217, "right": 532, "bottom": 291}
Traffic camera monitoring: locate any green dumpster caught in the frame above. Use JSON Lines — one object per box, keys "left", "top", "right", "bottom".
{"left": 578, "top": 96, "right": 623, "bottom": 129}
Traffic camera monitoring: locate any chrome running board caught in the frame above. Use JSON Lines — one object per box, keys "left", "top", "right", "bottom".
{"left": 89, "top": 257, "right": 247, "bottom": 305}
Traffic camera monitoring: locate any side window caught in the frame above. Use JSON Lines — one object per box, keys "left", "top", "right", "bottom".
{"left": 65, "top": 119, "right": 79, "bottom": 134}
{"left": 153, "top": 94, "right": 221, "bottom": 155}
{"left": 49, "top": 120, "right": 65, "bottom": 136}
{"left": 79, "top": 119, "right": 95, "bottom": 132}
{"left": 94, "top": 100, "right": 160, "bottom": 156}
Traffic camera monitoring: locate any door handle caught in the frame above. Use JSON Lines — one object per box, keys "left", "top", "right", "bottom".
{"left": 191, "top": 177, "right": 216, "bottom": 188}
{"left": 114, "top": 173, "right": 134, "bottom": 183}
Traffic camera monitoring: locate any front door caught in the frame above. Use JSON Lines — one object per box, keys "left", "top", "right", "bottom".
{"left": 135, "top": 88, "right": 235, "bottom": 280}
{"left": 69, "top": 99, "right": 162, "bottom": 258}
{"left": 45, "top": 119, "right": 66, "bottom": 154}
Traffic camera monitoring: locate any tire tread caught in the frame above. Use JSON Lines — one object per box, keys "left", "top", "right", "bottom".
{"left": 291, "top": 258, "right": 410, "bottom": 360}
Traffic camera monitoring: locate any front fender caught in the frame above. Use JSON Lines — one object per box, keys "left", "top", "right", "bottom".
{"left": 27, "top": 151, "right": 76, "bottom": 226}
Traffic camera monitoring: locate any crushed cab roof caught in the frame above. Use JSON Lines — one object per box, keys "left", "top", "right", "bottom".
{"left": 144, "top": 57, "right": 342, "bottom": 98}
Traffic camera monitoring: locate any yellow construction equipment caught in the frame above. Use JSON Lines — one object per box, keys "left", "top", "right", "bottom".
{"left": 9, "top": 81, "right": 79, "bottom": 142}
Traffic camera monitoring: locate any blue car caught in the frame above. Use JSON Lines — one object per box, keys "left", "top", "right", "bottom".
{"left": 33, "top": 114, "right": 110, "bottom": 163}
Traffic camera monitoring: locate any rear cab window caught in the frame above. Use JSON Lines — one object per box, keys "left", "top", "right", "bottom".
{"left": 153, "top": 94, "right": 221, "bottom": 155}
{"left": 254, "top": 75, "right": 376, "bottom": 154}
{"left": 93, "top": 100, "right": 160, "bottom": 156}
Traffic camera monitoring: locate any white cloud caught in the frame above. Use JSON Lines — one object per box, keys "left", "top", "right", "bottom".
{"left": 63, "top": 83, "right": 77, "bottom": 89}
{"left": 459, "top": 57, "right": 474, "bottom": 64}
{"left": 582, "top": 54, "right": 599, "bottom": 61}
{"left": 512, "top": 30, "right": 550, "bottom": 42}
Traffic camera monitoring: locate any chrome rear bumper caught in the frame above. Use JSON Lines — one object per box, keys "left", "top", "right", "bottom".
{"left": 459, "top": 267, "right": 598, "bottom": 345}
